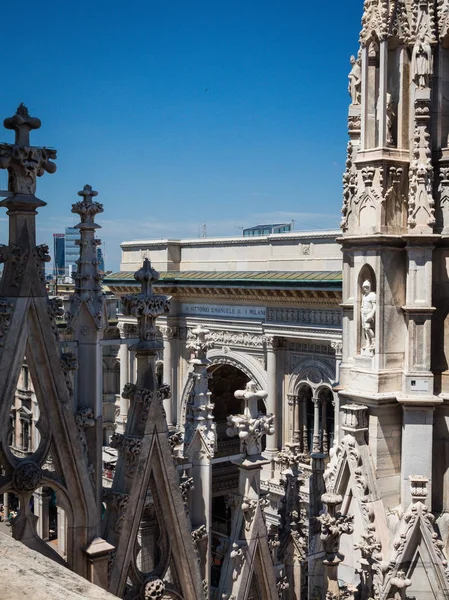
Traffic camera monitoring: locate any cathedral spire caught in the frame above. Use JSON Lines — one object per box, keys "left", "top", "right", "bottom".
{"left": 0, "top": 105, "right": 56, "bottom": 297}
{"left": 104, "top": 264, "right": 204, "bottom": 599}
{"left": 183, "top": 324, "right": 216, "bottom": 589}
{"left": 66, "top": 184, "right": 105, "bottom": 332}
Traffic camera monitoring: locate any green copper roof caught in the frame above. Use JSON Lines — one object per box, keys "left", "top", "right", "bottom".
{"left": 104, "top": 270, "right": 342, "bottom": 288}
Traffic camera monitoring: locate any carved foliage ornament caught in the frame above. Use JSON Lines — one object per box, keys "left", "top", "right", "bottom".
{"left": 0, "top": 144, "right": 56, "bottom": 196}
{"left": 341, "top": 142, "right": 357, "bottom": 231}
{"left": 359, "top": 0, "right": 390, "bottom": 45}
{"left": 408, "top": 101, "right": 435, "bottom": 228}
{"left": 0, "top": 244, "right": 29, "bottom": 288}
{"left": 122, "top": 383, "right": 169, "bottom": 424}
{"left": 0, "top": 299, "right": 14, "bottom": 344}
{"left": 111, "top": 492, "right": 130, "bottom": 534}
{"left": 71, "top": 184, "right": 103, "bottom": 224}
{"left": 412, "top": 0, "right": 437, "bottom": 43}
{"left": 438, "top": 0, "right": 449, "bottom": 40}
{"left": 13, "top": 460, "right": 42, "bottom": 492}
{"left": 187, "top": 324, "right": 214, "bottom": 359}
{"left": 110, "top": 433, "right": 143, "bottom": 477}
{"left": 143, "top": 577, "right": 165, "bottom": 600}
{"left": 389, "top": 0, "right": 411, "bottom": 42}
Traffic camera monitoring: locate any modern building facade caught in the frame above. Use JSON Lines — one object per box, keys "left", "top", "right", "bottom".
{"left": 64, "top": 226, "right": 80, "bottom": 275}
{"left": 53, "top": 233, "right": 65, "bottom": 278}
{"left": 242, "top": 222, "right": 292, "bottom": 236}
{"left": 97, "top": 247, "right": 105, "bottom": 273}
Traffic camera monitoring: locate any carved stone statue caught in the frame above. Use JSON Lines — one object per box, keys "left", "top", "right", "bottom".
{"left": 361, "top": 280, "right": 376, "bottom": 354}
{"left": 348, "top": 55, "right": 361, "bottom": 105}
{"left": 386, "top": 93, "right": 394, "bottom": 145}
{"left": 412, "top": 35, "right": 433, "bottom": 89}
{"left": 376, "top": 93, "right": 395, "bottom": 146}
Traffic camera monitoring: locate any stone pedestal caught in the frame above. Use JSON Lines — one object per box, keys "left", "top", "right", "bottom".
{"left": 399, "top": 403, "right": 435, "bottom": 508}
{"left": 57, "top": 507, "right": 67, "bottom": 557}
{"left": 34, "top": 489, "right": 50, "bottom": 542}
{"left": 84, "top": 537, "right": 115, "bottom": 589}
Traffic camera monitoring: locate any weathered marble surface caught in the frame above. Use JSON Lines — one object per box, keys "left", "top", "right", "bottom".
{"left": 0, "top": 532, "right": 118, "bottom": 600}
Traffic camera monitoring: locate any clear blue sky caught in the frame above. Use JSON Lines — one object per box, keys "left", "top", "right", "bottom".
{"left": 0, "top": 0, "right": 363, "bottom": 271}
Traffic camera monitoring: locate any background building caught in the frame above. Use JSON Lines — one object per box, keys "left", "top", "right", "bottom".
{"left": 96, "top": 247, "right": 105, "bottom": 273}
{"left": 105, "top": 228, "right": 343, "bottom": 596}
{"left": 64, "top": 226, "right": 80, "bottom": 276}
{"left": 53, "top": 233, "right": 65, "bottom": 278}
{"left": 242, "top": 222, "right": 292, "bottom": 237}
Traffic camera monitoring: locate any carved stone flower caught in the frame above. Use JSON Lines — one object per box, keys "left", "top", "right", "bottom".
{"left": 13, "top": 460, "right": 42, "bottom": 491}
{"left": 143, "top": 577, "right": 165, "bottom": 599}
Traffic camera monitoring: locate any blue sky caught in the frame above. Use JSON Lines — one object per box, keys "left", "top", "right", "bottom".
{"left": 0, "top": 0, "right": 363, "bottom": 271}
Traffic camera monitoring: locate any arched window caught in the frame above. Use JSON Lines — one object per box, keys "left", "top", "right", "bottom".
{"left": 318, "top": 387, "right": 335, "bottom": 454}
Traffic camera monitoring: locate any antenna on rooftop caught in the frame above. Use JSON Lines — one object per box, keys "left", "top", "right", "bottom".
{"left": 201, "top": 223, "right": 207, "bottom": 238}
{"left": 291, "top": 219, "right": 295, "bottom": 231}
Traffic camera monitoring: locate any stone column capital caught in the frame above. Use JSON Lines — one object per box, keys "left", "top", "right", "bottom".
{"left": 160, "top": 325, "right": 179, "bottom": 340}
{"left": 341, "top": 403, "right": 369, "bottom": 433}
{"left": 287, "top": 394, "right": 297, "bottom": 406}
{"left": 330, "top": 340, "right": 343, "bottom": 357}
{"left": 117, "top": 321, "right": 127, "bottom": 339}
{"left": 264, "top": 335, "right": 286, "bottom": 351}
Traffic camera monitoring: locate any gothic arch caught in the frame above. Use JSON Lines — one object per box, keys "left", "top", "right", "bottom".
{"left": 208, "top": 349, "right": 267, "bottom": 390}
{"left": 287, "top": 357, "right": 336, "bottom": 397}
{"left": 179, "top": 349, "right": 267, "bottom": 427}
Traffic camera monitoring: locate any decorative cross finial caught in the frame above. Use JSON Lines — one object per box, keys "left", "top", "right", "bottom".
{"left": 134, "top": 258, "right": 160, "bottom": 297}
{"left": 121, "top": 259, "right": 170, "bottom": 347}
{"left": 78, "top": 184, "right": 98, "bottom": 201}
{"left": 4, "top": 104, "right": 41, "bottom": 147}
{"left": 187, "top": 324, "right": 214, "bottom": 361}
{"left": 0, "top": 105, "right": 56, "bottom": 197}
{"left": 227, "top": 381, "right": 274, "bottom": 456}
{"left": 71, "top": 185, "right": 103, "bottom": 225}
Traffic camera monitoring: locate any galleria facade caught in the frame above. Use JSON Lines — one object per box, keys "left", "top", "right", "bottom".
{"left": 105, "top": 232, "right": 343, "bottom": 574}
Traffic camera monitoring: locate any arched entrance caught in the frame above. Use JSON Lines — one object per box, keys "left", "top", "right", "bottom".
{"left": 207, "top": 363, "right": 266, "bottom": 589}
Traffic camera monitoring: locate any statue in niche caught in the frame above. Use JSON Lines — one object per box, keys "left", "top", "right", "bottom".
{"left": 376, "top": 93, "right": 395, "bottom": 146}
{"left": 361, "top": 280, "right": 376, "bottom": 355}
{"left": 386, "top": 93, "right": 394, "bottom": 146}
{"left": 412, "top": 34, "right": 433, "bottom": 89}
{"left": 348, "top": 55, "right": 361, "bottom": 105}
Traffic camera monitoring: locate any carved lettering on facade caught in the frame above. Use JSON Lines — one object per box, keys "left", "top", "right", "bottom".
{"left": 267, "top": 307, "right": 342, "bottom": 326}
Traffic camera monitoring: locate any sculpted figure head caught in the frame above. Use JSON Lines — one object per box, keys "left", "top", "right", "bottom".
{"left": 362, "top": 280, "right": 371, "bottom": 294}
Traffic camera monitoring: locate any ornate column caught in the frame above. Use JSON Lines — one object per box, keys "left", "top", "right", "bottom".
{"left": 34, "top": 488, "right": 51, "bottom": 542}
{"left": 183, "top": 324, "right": 215, "bottom": 589}
{"left": 116, "top": 322, "right": 129, "bottom": 434}
{"left": 57, "top": 506, "right": 67, "bottom": 558}
{"left": 288, "top": 395, "right": 301, "bottom": 447}
{"left": 331, "top": 340, "right": 343, "bottom": 383}
{"left": 161, "top": 325, "right": 179, "bottom": 426}
{"left": 312, "top": 394, "right": 321, "bottom": 454}
{"left": 321, "top": 396, "right": 328, "bottom": 454}
{"left": 317, "top": 493, "right": 354, "bottom": 600}
{"left": 302, "top": 392, "right": 309, "bottom": 455}
{"left": 265, "top": 335, "right": 283, "bottom": 455}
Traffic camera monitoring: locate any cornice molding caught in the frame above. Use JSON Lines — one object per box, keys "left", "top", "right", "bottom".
{"left": 120, "top": 230, "right": 340, "bottom": 250}
{"left": 107, "top": 284, "right": 342, "bottom": 307}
